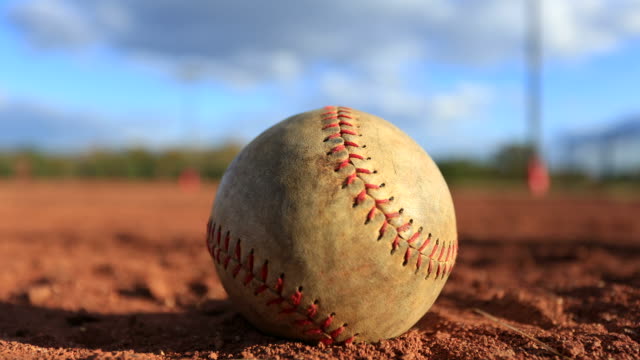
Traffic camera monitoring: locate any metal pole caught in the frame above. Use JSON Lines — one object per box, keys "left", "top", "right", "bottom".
{"left": 526, "top": 0, "right": 542, "bottom": 154}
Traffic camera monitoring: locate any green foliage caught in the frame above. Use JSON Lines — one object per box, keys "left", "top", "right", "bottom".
{"left": 0, "top": 144, "right": 242, "bottom": 180}
{"left": 491, "top": 143, "right": 535, "bottom": 178}
{"left": 438, "top": 143, "right": 536, "bottom": 184}
{"left": 12, "top": 150, "right": 75, "bottom": 178}
{"left": 438, "top": 159, "right": 496, "bottom": 184}
{"left": 0, "top": 142, "right": 637, "bottom": 188}
{"left": 0, "top": 154, "right": 12, "bottom": 177}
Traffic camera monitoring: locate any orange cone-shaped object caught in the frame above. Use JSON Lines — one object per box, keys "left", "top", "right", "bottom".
{"left": 178, "top": 167, "right": 201, "bottom": 191}
{"left": 527, "top": 155, "right": 550, "bottom": 197}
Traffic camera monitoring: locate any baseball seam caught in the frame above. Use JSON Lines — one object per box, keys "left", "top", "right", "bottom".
{"left": 208, "top": 106, "right": 457, "bottom": 345}
{"left": 206, "top": 220, "right": 355, "bottom": 345}
{"left": 323, "top": 105, "right": 457, "bottom": 277}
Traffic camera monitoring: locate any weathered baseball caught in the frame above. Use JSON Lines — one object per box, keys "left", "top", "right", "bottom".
{"left": 206, "top": 106, "right": 457, "bottom": 344}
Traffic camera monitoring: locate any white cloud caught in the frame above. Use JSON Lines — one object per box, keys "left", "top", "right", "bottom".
{"left": 0, "top": 98, "right": 190, "bottom": 150}
{"left": 5, "top": 0, "right": 640, "bottom": 152}
{"left": 545, "top": 1, "right": 613, "bottom": 56}
{"left": 0, "top": 99, "right": 110, "bottom": 149}
{"left": 9, "top": 0, "right": 640, "bottom": 84}
{"left": 10, "top": 0, "right": 96, "bottom": 49}
{"left": 320, "top": 71, "right": 492, "bottom": 125}
{"left": 429, "top": 84, "right": 492, "bottom": 121}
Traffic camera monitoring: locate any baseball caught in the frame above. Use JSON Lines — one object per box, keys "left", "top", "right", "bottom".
{"left": 206, "top": 106, "right": 458, "bottom": 344}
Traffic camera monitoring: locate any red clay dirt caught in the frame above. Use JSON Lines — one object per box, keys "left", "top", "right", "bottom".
{"left": 0, "top": 181, "right": 638, "bottom": 360}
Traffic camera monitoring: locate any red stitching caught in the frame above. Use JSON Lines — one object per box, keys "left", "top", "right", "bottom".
{"left": 418, "top": 235, "right": 431, "bottom": 252}
{"left": 379, "top": 220, "right": 388, "bottom": 238}
{"left": 330, "top": 326, "right": 346, "bottom": 338}
{"left": 407, "top": 231, "right": 421, "bottom": 244}
{"left": 290, "top": 289, "right": 303, "bottom": 306}
{"left": 320, "top": 338, "right": 333, "bottom": 345}
{"left": 232, "top": 263, "right": 242, "bottom": 277}
{"left": 437, "top": 244, "right": 446, "bottom": 262}
{"left": 206, "top": 222, "right": 213, "bottom": 256}
{"left": 384, "top": 212, "right": 400, "bottom": 219}
{"left": 345, "top": 173, "right": 357, "bottom": 185}
{"left": 206, "top": 106, "right": 458, "bottom": 345}
{"left": 275, "top": 275, "right": 284, "bottom": 294}
{"left": 254, "top": 284, "right": 268, "bottom": 295}
{"left": 206, "top": 220, "right": 212, "bottom": 253}
{"left": 392, "top": 236, "right": 400, "bottom": 250}
{"left": 294, "top": 319, "right": 313, "bottom": 326}
{"left": 324, "top": 106, "right": 457, "bottom": 279}
{"left": 367, "top": 207, "right": 377, "bottom": 221}
{"left": 335, "top": 160, "right": 350, "bottom": 171}
{"left": 260, "top": 261, "right": 268, "bottom": 281}
{"left": 320, "top": 325, "right": 347, "bottom": 345}
{"left": 243, "top": 272, "right": 254, "bottom": 286}
{"left": 397, "top": 222, "right": 412, "bottom": 232}
{"left": 235, "top": 240, "right": 242, "bottom": 260}
{"left": 307, "top": 302, "right": 319, "bottom": 318}
{"left": 429, "top": 243, "right": 439, "bottom": 258}
{"left": 322, "top": 314, "right": 334, "bottom": 330}
{"left": 247, "top": 251, "right": 254, "bottom": 272}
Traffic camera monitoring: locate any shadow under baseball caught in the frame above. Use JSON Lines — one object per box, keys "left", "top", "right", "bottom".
{"left": 0, "top": 299, "right": 285, "bottom": 355}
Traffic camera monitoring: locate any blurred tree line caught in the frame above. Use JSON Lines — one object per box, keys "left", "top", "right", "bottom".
{"left": 0, "top": 144, "right": 241, "bottom": 180}
{"left": 439, "top": 143, "right": 595, "bottom": 186}
{"left": 438, "top": 143, "right": 539, "bottom": 183}
{"left": 0, "top": 143, "right": 637, "bottom": 187}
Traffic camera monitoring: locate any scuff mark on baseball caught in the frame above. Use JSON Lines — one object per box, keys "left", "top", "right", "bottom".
{"left": 206, "top": 106, "right": 458, "bottom": 344}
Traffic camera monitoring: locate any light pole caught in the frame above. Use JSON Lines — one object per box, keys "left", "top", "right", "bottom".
{"left": 525, "top": 0, "right": 550, "bottom": 196}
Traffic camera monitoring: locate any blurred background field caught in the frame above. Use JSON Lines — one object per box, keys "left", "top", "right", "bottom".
{"left": 0, "top": 146, "right": 240, "bottom": 180}
{"left": 1, "top": 1, "right": 640, "bottom": 359}
{"left": 1, "top": 0, "right": 639, "bottom": 195}
{"left": 1, "top": 143, "right": 639, "bottom": 197}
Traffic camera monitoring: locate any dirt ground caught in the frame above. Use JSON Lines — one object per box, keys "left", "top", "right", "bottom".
{"left": 0, "top": 180, "right": 638, "bottom": 360}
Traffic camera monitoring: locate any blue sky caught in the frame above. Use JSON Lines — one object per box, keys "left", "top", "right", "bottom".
{"left": 1, "top": 0, "right": 639, "bottom": 161}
